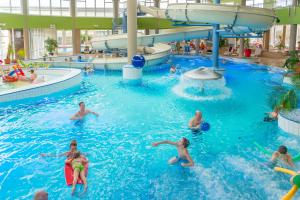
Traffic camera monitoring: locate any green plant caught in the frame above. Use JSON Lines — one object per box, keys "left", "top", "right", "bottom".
{"left": 283, "top": 50, "right": 299, "bottom": 70}
{"left": 244, "top": 38, "right": 250, "bottom": 49}
{"left": 44, "top": 38, "right": 58, "bottom": 54}
{"left": 278, "top": 90, "right": 298, "bottom": 111}
{"left": 17, "top": 49, "right": 25, "bottom": 60}
{"left": 6, "top": 44, "right": 14, "bottom": 59}
{"left": 276, "top": 35, "right": 285, "bottom": 50}
{"left": 291, "top": 74, "right": 300, "bottom": 88}
{"left": 80, "top": 34, "right": 92, "bottom": 44}
{"left": 219, "top": 38, "right": 226, "bottom": 47}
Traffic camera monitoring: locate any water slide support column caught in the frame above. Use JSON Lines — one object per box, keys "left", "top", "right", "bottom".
{"left": 212, "top": 0, "right": 220, "bottom": 68}
{"left": 195, "top": 0, "right": 200, "bottom": 55}
{"left": 123, "top": 0, "right": 142, "bottom": 83}
{"left": 239, "top": 0, "right": 246, "bottom": 57}
{"left": 22, "top": 0, "right": 30, "bottom": 59}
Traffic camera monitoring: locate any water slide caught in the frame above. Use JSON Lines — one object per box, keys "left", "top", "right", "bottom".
{"left": 91, "top": 3, "right": 277, "bottom": 50}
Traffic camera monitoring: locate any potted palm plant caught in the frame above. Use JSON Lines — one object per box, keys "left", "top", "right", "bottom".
{"left": 4, "top": 44, "right": 14, "bottom": 64}
{"left": 17, "top": 49, "right": 25, "bottom": 60}
{"left": 283, "top": 51, "right": 300, "bottom": 85}
{"left": 45, "top": 38, "right": 58, "bottom": 56}
{"left": 244, "top": 38, "right": 251, "bottom": 57}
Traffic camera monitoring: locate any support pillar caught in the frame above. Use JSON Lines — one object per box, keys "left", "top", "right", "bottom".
{"left": 212, "top": 0, "right": 220, "bottom": 68}
{"left": 238, "top": 0, "right": 246, "bottom": 57}
{"left": 113, "top": 0, "right": 119, "bottom": 34}
{"left": 123, "top": 0, "right": 141, "bottom": 83}
{"left": 22, "top": 0, "right": 30, "bottom": 59}
{"left": 154, "top": 0, "right": 160, "bottom": 34}
{"left": 289, "top": 24, "right": 297, "bottom": 51}
{"left": 282, "top": 25, "right": 286, "bottom": 47}
{"left": 71, "top": 0, "right": 80, "bottom": 55}
{"left": 289, "top": 0, "right": 298, "bottom": 52}
{"left": 263, "top": 30, "right": 270, "bottom": 51}
{"left": 195, "top": 0, "right": 200, "bottom": 55}
{"left": 72, "top": 29, "right": 81, "bottom": 54}
{"left": 126, "top": 0, "right": 137, "bottom": 63}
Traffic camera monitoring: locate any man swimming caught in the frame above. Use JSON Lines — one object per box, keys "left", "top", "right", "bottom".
{"left": 271, "top": 145, "right": 295, "bottom": 168}
{"left": 152, "top": 138, "right": 194, "bottom": 167}
{"left": 189, "top": 110, "right": 203, "bottom": 130}
{"left": 70, "top": 102, "right": 99, "bottom": 120}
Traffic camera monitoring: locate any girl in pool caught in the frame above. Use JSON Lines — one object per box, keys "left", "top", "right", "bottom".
{"left": 170, "top": 65, "right": 176, "bottom": 73}
{"left": 152, "top": 138, "right": 194, "bottom": 167}
{"left": 40, "top": 140, "right": 79, "bottom": 157}
{"left": 65, "top": 151, "right": 88, "bottom": 194}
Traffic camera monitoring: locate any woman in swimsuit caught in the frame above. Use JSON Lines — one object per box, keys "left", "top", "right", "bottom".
{"left": 65, "top": 151, "right": 88, "bottom": 194}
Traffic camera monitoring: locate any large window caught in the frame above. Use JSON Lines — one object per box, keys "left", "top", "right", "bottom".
{"left": 0, "top": 30, "right": 10, "bottom": 59}
{"left": 28, "top": 0, "right": 70, "bottom": 16}
{"left": 0, "top": 0, "right": 21, "bottom": 14}
{"left": 76, "top": 0, "right": 113, "bottom": 17}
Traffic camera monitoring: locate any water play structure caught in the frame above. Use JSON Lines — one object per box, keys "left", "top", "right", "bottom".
{"left": 90, "top": 1, "right": 277, "bottom": 83}
{"left": 275, "top": 167, "right": 300, "bottom": 200}
{"left": 184, "top": 68, "right": 222, "bottom": 80}
{"left": 0, "top": 68, "right": 81, "bottom": 103}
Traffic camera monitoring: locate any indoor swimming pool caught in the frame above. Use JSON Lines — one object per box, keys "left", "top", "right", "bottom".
{"left": 0, "top": 56, "right": 299, "bottom": 200}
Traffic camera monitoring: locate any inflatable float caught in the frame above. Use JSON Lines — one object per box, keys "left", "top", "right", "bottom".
{"left": 65, "top": 161, "right": 88, "bottom": 186}
{"left": 274, "top": 167, "right": 300, "bottom": 200}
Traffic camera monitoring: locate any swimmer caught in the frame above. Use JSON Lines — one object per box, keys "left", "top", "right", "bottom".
{"left": 170, "top": 65, "right": 176, "bottom": 73}
{"left": 34, "top": 190, "right": 48, "bottom": 200}
{"left": 264, "top": 107, "right": 280, "bottom": 122}
{"left": 152, "top": 138, "right": 194, "bottom": 167}
{"left": 65, "top": 151, "right": 88, "bottom": 195}
{"left": 271, "top": 145, "right": 295, "bottom": 168}
{"left": 70, "top": 102, "right": 99, "bottom": 120}
{"left": 189, "top": 110, "right": 203, "bottom": 130}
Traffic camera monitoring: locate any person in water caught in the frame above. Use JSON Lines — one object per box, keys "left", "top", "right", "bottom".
{"left": 170, "top": 65, "right": 176, "bottom": 73}
{"left": 264, "top": 106, "right": 280, "bottom": 122}
{"left": 40, "top": 140, "right": 81, "bottom": 157}
{"left": 70, "top": 102, "right": 99, "bottom": 120}
{"left": 34, "top": 190, "right": 48, "bottom": 200}
{"left": 271, "top": 145, "right": 295, "bottom": 168}
{"left": 152, "top": 138, "right": 194, "bottom": 167}
{"left": 189, "top": 110, "right": 203, "bottom": 130}
{"left": 65, "top": 151, "right": 88, "bottom": 194}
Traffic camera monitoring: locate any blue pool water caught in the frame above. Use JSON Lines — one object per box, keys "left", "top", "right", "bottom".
{"left": 1, "top": 55, "right": 300, "bottom": 199}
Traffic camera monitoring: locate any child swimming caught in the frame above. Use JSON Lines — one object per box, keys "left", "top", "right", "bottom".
{"left": 271, "top": 145, "right": 295, "bottom": 168}
{"left": 152, "top": 138, "right": 194, "bottom": 167}
{"left": 65, "top": 151, "right": 88, "bottom": 194}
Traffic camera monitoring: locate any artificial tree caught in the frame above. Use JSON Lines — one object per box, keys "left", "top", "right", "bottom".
{"left": 45, "top": 38, "right": 58, "bottom": 56}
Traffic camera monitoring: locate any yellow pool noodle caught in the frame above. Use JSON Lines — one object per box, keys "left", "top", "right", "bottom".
{"left": 274, "top": 167, "right": 297, "bottom": 176}
{"left": 282, "top": 185, "right": 298, "bottom": 200}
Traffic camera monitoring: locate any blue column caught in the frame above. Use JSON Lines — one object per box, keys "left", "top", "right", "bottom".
{"left": 212, "top": 0, "right": 220, "bottom": 68}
